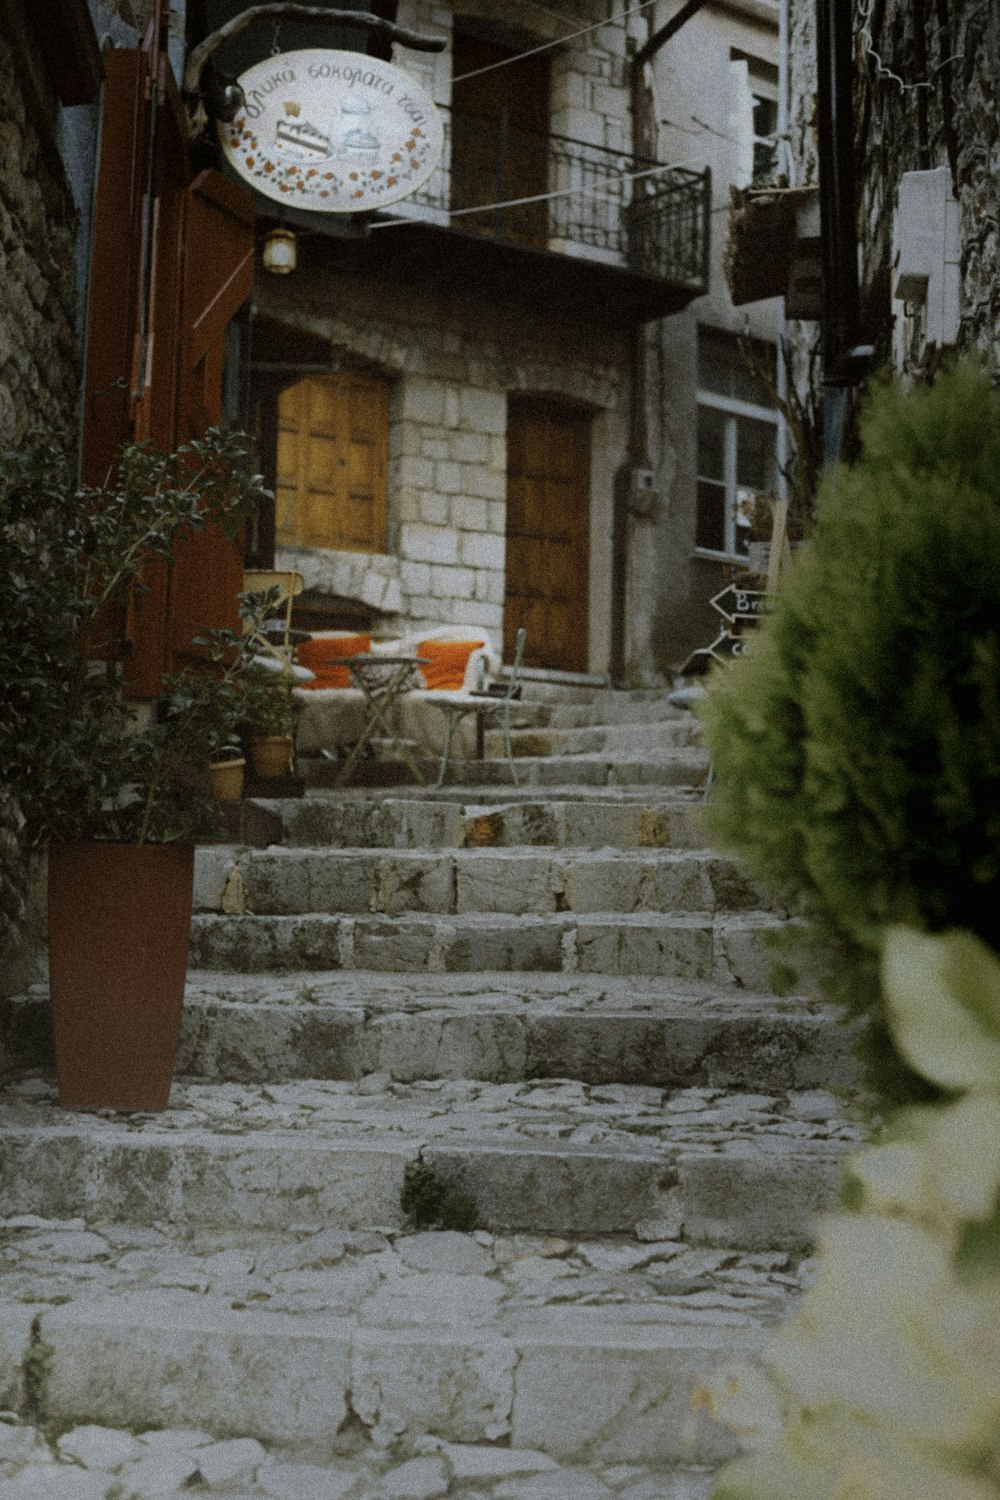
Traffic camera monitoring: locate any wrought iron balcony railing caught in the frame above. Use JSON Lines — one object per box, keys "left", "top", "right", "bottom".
{"left": 409, "top": 106, "right": 710, "bottom": 292}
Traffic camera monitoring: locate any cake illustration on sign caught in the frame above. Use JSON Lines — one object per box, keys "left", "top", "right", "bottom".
{"left": 220, "top": 49, "right": 445, "bottom": 212}
{"left": 336, "top": 97, "right": 380, "bottom": 162}
{"left": 275, "top": 102, "right": 333, "bottom": 160}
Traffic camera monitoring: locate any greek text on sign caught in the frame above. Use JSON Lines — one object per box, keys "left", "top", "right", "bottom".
{"left": 219, "top": 50, "right": 444, "bottom": 212}
{"left": 710, "top": 586, "right": 770, "bottom": 625}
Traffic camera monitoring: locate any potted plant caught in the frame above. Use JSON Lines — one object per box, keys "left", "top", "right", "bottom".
{"left": 240, "top": 663, "right": 296, "bottom": 779}
{"left": 1, "top": 428, "right": 269, "bottom": 1112}
{"left": 208, "top": 744, "right": 246, "bottom": 801}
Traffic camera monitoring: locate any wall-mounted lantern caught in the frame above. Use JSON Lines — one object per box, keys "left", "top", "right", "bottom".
{"left": 262, "top": 226, "right": 297, "bottom": 274}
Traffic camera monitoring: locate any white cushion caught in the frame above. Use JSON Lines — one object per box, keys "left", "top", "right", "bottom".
{"left": 247, "top": 652, "right": 316, "bottom": 684}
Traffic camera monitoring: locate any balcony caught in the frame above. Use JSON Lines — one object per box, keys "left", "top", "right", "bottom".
{"left": 297, "top": 106, "right": 711, "bottom": 327}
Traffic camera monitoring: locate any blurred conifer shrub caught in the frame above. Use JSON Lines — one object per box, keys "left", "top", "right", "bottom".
{"left": 700, "top": 361, "right": 1000, "bottom": 1104}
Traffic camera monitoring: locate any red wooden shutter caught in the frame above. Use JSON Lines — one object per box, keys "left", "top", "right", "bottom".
{"left": 81, "top": 38, "right": 256, "bottom": 696}
{"left": 81, "top": 46, "right": 149, "bottom": 489}
{"left": 168, "top": 171, "right": 256, "bottom": 669}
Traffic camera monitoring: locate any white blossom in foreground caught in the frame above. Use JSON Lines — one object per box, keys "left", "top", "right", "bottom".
{"left": 699, "top": 926, "right": 1000, "bottom": 1500}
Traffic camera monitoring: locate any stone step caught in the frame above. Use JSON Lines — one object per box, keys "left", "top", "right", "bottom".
{"left": 509, "top": 671, "right": 613, "bottom": 700}
{"left": 187, "top": 910, "right": 787, "bottom": 985}
{"left": 0, "top": 1210, "right": 807, "bottom": 1474}
{"left": 300, "top": 750, "right": 710, "bottom": 794}
{"left": 3, "top": 974, "right": 857, "bottom": 1092}
{"left": 485, "top": 720, "right": 703, "bottom": 760}
{"left": 238, "top": 794, "right": 710, "bottom": 853}
{"left": 193, "top": 846, "right": 774, "bottom": 920}
{"left": 430, "top": 750, "right": 709, "bottom": 790}
{"left": 542, "top": 699, "right": 693, "bottom": 729}
{"left": 0, "top": 1075, "right": 859, "bottom": 1245}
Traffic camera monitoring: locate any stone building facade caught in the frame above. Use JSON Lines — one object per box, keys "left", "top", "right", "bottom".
{"left": 644, "top": 0, "right": 783, "bottom": 671}
{"left": 0, "top": 8, "right": 85, "bottom": 448}
{"left": 851, "top": 0, "right": 1000, "bottom": 364}
{"left": 783, "top": 0, "right": 1000, "bottom": 376}
{"left": 258, "top": 257, "right": 631, "bottom": 671}
{"left": 206, "top": 0, "right": 711, "bottom": 677}
{"left": 0, "top": 0, "right": 104, "bottom": 993}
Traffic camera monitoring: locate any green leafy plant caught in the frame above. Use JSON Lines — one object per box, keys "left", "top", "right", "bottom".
{"left": 20, "top": 1316, "right": 53, "bottom": 1428}
{"left": 240, "top": 664, "right": 295, "bottom": 738}
{"left": 701, "top": 925, "right": 1000, "bottom": 1500}
{"left": 700, "top": 360, "right": 1000, "bottom": 1104}
{"left": 0, "top": 428, "right": 270, "bottom": 848}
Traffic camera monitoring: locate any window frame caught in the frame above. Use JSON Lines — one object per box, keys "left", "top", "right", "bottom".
{"left": 694, "top": 388, "right": 779, "bottom": 564}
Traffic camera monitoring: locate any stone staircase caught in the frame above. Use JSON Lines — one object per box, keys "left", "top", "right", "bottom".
{"left": 0, "top": 685, "right": 860, "bottom": 1499}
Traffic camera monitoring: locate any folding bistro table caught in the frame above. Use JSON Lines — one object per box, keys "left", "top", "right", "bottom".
{"left": 324, "top": 653, "right": 431, "bottom": 786}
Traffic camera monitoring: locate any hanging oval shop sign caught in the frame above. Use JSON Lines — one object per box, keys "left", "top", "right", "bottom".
{"left": 219, "top": 49, "right": 444, "bottom": 213}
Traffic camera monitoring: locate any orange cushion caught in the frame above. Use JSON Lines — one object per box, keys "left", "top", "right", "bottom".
{"left": 416, "top": 639, "right": 484, "bottom": 691}
{"left": 295, "top": 633, "right": 371, "bottom": 689}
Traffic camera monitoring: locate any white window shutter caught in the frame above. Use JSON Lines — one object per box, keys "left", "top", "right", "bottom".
{"left": 729, "top": 58, "right": 754, "bottom": 190}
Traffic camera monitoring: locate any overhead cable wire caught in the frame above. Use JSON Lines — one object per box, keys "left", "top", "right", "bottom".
{"left": 451, "top": 0, "right": 662, "bottom": 83}
{"left": 367, "top": 154, "right": 705, "bottom": 230}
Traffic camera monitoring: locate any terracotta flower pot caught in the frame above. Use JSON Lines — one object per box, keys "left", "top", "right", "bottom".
{"left": 208, "top": 755, "right": 245, "bottom": 800}
{"left": 47, "top": 842, "right": 194, "bottom": 1111}
{"left": 249, "top": 734, "right": 294, "bottom": 778}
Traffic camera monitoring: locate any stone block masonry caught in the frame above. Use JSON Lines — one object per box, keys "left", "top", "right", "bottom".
{"left": 259, "top": 261, "right": 629, "bottom": 651}
{"left": 0, "top": 32, "right": 79, "bottom": 448}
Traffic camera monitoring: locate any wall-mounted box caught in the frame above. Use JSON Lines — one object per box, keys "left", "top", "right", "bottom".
{"left": 893, "top": 166, "right": 960, "bottom": 353}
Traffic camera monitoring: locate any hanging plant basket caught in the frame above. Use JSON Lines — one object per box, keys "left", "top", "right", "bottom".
{"left": 47, "top": 842, "right": 194, "bottom": 1111}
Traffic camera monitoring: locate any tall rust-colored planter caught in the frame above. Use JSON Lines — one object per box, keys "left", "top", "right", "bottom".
{"left": 47, "top": 843, "right": 194, "bottom": 1111}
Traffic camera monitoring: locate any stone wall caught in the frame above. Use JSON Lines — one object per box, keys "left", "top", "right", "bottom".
{"left": 258, "top": 264, "right": 629, "bottom": 666}
{"left": 784, "top": 0, "right": 1000, "bottom": 365}
{"left": 0, "top": 29, "right": 79, "bottom": 448}
{"left": 852, "top": 0, "right": 1000, "bottom": 361}
{"left": 397, "top": 0, "right": 637, "bottom": 155}
{"left": 395, "top": 0, "right": 639, "bottom": 267}
{"left": 0, "top": 15, "right": 81, "bottom": 994}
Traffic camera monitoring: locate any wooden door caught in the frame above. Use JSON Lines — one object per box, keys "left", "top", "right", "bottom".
{"left": 505, "top": 400, "right": 590, "bottom": 673}
{"left": 276, "top": 372, "right": 389, "bottom": 552}
{"left": 450, "top": 33, "right": 550, "bottom": 247}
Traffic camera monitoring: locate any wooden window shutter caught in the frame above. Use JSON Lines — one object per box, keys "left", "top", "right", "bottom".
{"left": 167, "top": 170, "right": 256, "bottom": 671}
{"left": 81, "top": 37, "right": 256, "bottom": 694}
{"left": 81, "top": 46, "right": 149, "bottom": 489}
{"left": 275, "top": 372, "right": 389, "bottom": 553}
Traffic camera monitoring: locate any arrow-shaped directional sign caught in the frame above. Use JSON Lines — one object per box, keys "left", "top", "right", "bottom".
{"left": 679, "top": 586, "right": 769, "bottom": 677}
{"left": 678, "top": 631, "right": 752, "bottom": 675}
{"left": 707, "top": 630, "right": 751, "bottom": 662}
{"left": 710, "top": 585, "right": 770, "bottom": 625}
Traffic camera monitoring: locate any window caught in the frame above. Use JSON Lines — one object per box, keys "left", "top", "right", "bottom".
{"left": 695, "top": 330, "right": 778, "bottom": 561}
{"left": 751, "top": 92, "right": 779, "bottom": 185}
{"left": 730, "top": 53, "right": 779, "bottom": 189}
{"left": 275, "top": 371, "right": 389, "bottom": 554}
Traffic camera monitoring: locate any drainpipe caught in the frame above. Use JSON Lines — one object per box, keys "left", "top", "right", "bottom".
{"left": 611, "top": 1, "right": 712, "bottom": 684}
{"left": 815, "top": 0, "right": 872, "bottom": 460}
{"left": 775, "top": 0, "right": 790, "bottom": 511}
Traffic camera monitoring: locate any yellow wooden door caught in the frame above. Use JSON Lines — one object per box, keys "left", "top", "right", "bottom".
{"left": 505, "top": 400, "right": 590, "bottom": 673}
{"left": 276, "top": 372, "right": 388, "bottom": 552}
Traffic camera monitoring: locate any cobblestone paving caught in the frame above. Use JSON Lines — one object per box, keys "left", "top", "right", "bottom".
{"left": 0, "top": 1215, "right": 813, "bottom": 1329}
{"left": 0, "top": 1412, "right": 717, "bottom": 1498}
{"left": 0, "top": 1075, "right": 860, "bottom": 1154}
{"left": 0, "top": 695, "right": 862, "bottom": 1488}
{"left": 0, "top": 1205, "right": 814, "bottom": 1499}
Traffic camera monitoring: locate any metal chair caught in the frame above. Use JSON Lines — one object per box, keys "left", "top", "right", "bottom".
{"left": 430, "top": 627, "right": 527, "bottom": 788}
{"left": 242, "top": 569, "right": 305, "bottom": 672}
